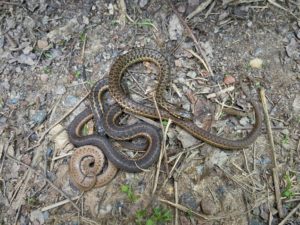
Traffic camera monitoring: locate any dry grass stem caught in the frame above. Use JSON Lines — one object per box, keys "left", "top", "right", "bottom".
{"left": 186, "top": 0, "right": 214, "bottom": 20}
{"left": 26, "top": 91, "right": 90, "bottom": 152}
{"left": 260, "top": 88, "right": 284, "bottom": 218}
{"left": 184, "top": 48, "right": 211, "bottom": 75}
{"left": 41, "top": 196, "right": 81, "bottom": 212}
{"left": 6, "top": 154, "right": 80, "bottom": 211}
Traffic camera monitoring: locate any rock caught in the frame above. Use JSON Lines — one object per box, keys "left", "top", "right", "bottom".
{"left": 188, "top": 0, "right": 200, "bottom": 7}
{"left": 187, "top": 71, "right": 197, "bottom": 78}
{"left": 176, "top": 127, "right": 199, "bottom": 148}
{"left": 205, "top": 150, "right": 228, "bottom": 168}
{"left": 47, "top": 18, "right": 81, "bottom": 43}
{"left": 55, "top": 85, "right": 66, "bottom": 95}
{"left": 179, "top": 192, "right": 198, "bottom": 210}
{"left": 31, "top": 110, "right": 47, "bottom": 124}
{"left": 253, "top": 48, "right": 263, "bottom": 56}
{"left": 30, "top": 210, "right": 45, "bottom": 224}
{"left": 26, "top": 0, "right": 39, "bottom": 12}
{"left": 200, "top": 197, "right": 219, "bottom": 215}
{"left": 249, "top": 217, "right": 265, "bottom": 225}
{"left": 99, "top": 204, "right": 112, "bottom": 215}
{"left": 23, "top": 46, "right": 33, "bottom": 54}
{"left": 196, "top": 165, "right": 204, "bottom": 175}
{"left": 285, "top": 38, "right": 299, "bottom": 60}
{"left": 37, "top": 40, "right": 49, "bottom": 49}
{"left": 53, "top": 129, "right": 69, "bottom": 150}
{"left": 292, "top": 95, "right": 300, "bottom": 113}
{"left": 63, "top": 95, "right": 79, "bottom": 107}
{"left": 168, "top": 14, "right": 183, "bottom": 41}
{"left": 223, "top": 75, "right": 235, "bottom": 85}
{"left": 249, "top": 58, "right": 263, "bottom": 69}
{"left": 139, "top": 0, "right": 148, "bottom": 8}
{"left": 239, "top": 117, "right": 250, "bottom": 126}
{"left": 18, "top": 54, "right": 36, "bottom": 66}
{"left": 82, "top": 16, "right": 89, "bottom": 25}
{"left": 40, "top": 74, "right": 48, "bottom": 82}
{"left": 49, "top": 124, "right": 65, "bottom": 138}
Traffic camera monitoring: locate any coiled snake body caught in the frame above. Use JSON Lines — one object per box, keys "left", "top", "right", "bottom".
{"left": 68, "top": 48, "right": 262, "bottom": 190}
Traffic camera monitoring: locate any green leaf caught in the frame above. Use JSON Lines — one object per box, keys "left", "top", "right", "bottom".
{"left": 82, "top": 124, "right": 89, "bottom": 136}
{"left": 146, "top": 219, "right": 154, "bottom": 225}
{"left": 74, "top": 70, "right": 81, "bottom": 79}
{"left": 162, "top": 120, "right": 169, "bottom": 126}
{"left": 121, "top": 184, "right": 129, "bottom": 193}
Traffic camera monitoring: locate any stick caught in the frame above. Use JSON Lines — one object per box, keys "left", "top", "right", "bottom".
{"left": 159, "top": 198, "right": 209, "bottom": 219}
{"left": 186, "top": 0, "right": 214, "bottom": 20}
{"left": 152, "top": 94, "right": 172, "bottom": 194}
{"left": 278, "top": 202, "right": 300, "bottom": 225}
{"left": 5, "top": 154, "right": 80, "bottom": 211}
{"left": 166, "top": 0, "right": 214, "bottom": 76}
{"left": 260, "top": 88, "right": 284, "bottom": 218}
{"left": 41, "top": 196, "right": 81, "bottom": 212}
{"left": 174, "top": 181, "right": 179, "bottom": 225}
{"left": 26, "top": 91, "right": 90, "bottom": 151}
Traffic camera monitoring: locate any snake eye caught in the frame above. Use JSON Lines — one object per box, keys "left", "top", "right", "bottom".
{"left": 89, "top": 161, "right": 95, "bottom": 168}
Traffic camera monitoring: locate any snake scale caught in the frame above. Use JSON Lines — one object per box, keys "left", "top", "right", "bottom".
{"left": 68, "top": 48, "right": 262, "bottom": 190}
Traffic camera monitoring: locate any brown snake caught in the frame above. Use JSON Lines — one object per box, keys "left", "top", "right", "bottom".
{"left": 68, "top": 109, "right": 118, "bottom": 190}
{"left": 69, "top": 145, "right": 117, "bottom": 191}
{"left": 68, "top": 48, "right": 263, "bottom": 189}
{"left": 108, "top": 48, "right": 263, "bottom": 149}
{"left": 68, "top": 79, "right": 161, "bottom": 174}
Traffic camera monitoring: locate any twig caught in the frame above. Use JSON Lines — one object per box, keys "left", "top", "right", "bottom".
{"left": 297, "top": 139, "right": 300, "bottom": 158}
{"left": 260, "top": 88, "right": 284, "bottom": 218}
{"left": 186, "top": 0, "right": 214, "bottom": 20}
{"left": 159, "top": 198, "right": 209, "bottom": 219}
{"left": 152, "top": 95, "right": 171, "bottom": 194}
{"left": 166, "top": 0, "right": 214, "bottom": 76}
{"left": 118, "top": 0, "right": 127, "bottom": 27}
{"left": 205, "top": 0, "right": 216, "bottom": 18}
{"left": 215, "top": 165, "right": 252, "bottom": 193}
{"left": 267, "top": 0, "right": 299, "bottom": 19}
{"left": 5, "top": 154, "right": 80, "bottom": 211}
{"left": 41, "top": 196, "right": 81, "bottom": 212}
{"left": 174, "top": 181, "right": 179, "bottom": 225}
{"left": 0, "top": 132, "right": 14, "bottom": 174}
{"left": 206, "top": 86, "right": 235, "bottom": 99}
{"left": 26, "top": 91, "right": 90, "bottom": 151}
{"left": 278, "top": 202, "right": 300, "bottom": 225}
{"left": 184, "top": 48, "right": 210, "bottom": 75}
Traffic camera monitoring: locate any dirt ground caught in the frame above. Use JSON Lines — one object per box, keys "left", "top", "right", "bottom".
{"left": 0, "top": 0, "right": 300, "bottom": 224}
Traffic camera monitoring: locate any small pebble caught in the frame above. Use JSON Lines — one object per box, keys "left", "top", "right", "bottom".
{"left": 187, "top": 71, "right": 197, "bottom": 78}
{"left": 249, "top": 58, "right": 263, "bottom": 69}
{"left": 18, "top": 54, "right": 36, "bottom": 66}
{"left": 40, "top": 74, "right": 49, "bottom": 82}
{"left": 200, "top": 197, "right": 218, "bottom": 215}
{"left": 239, "top": 117, "right": 250, "bottom": 126}
{"left": 223, "top": 75, "right": 235, "bottom": 85}
{"left": 55, "top": 85, "right": 66, "bottom": 95}
{"left": 139, "top": 0, "right": 148, "bottom": 8}
{"left": 168, "top": 14, "right": 184, "bottom": 41}
{"left": 179, "top": 192, "right": 198, "bottom": 210}
{"left": 23, "top": 46, "right": 33, "bottom": 54}
{"left": 63, "top": 95, "right": 79, "bottom": 107}
{"left": 31, "top": 110, "right": 47, "bottom": 124}
{"left": 253, "top": 48, "right": 263, "bottom": 56}
{"left": 174, "top": 59, "right": 182, "bottom": 67}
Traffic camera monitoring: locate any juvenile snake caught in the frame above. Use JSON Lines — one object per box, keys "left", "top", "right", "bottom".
{"left": 108, "top": 48, "right": 263, "bottom": 149}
